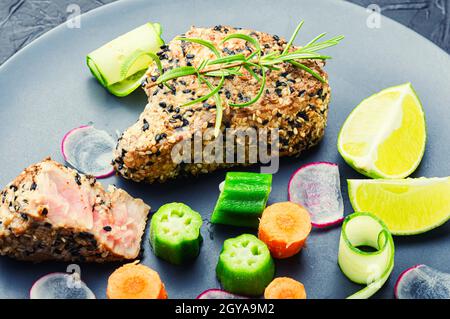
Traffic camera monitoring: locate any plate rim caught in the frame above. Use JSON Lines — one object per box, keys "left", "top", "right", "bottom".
{"left": 0, "top": 0, "right": 449, "bottom": 73}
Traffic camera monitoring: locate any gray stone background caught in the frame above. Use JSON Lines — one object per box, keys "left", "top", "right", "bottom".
{"left": 0, "top": 0, "right": 449, "bottom": 66}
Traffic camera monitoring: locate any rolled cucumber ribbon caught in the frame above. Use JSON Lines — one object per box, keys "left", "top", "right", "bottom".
{"left": 86, "top": 22, "right": 164, "bottom": 97}
{"left": 338, "top": 212, "right": 395, "bottom": 299}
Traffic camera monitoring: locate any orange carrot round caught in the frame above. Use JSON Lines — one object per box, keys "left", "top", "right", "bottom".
{"left": 258, "top": 202, "right": 311, "bottom": 258}
{"left": 264, "top": 277, "right": 307, "bottom": 299}
{"left": 106, "top": 261, "right": 167, "bottom": 299}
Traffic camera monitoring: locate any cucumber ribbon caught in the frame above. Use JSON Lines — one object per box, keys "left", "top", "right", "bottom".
{"left": 211, "top": 172, "right": 272, "bottom": 228}
{"left": 150, "top": 203, "right": 203, "bottom": 265}
{"left": 338, "top": 212, "right": 395, "bottom": 299}
{"left": 86, "top": 22, "right": 164, "bottom": 97}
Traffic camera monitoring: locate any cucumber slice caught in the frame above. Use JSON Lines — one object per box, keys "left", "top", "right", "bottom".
{"left": 86, "top": 22, "right": 164, "bottom": 97}
{"left": 338, "top": 212, "right": 395, "bottom": 299}
{"left": 149, "top": 203, "right": 203, "bottom": 265}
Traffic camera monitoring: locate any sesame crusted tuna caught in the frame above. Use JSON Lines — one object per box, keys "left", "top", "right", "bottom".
{"left": 0, "top": 158, "right": 150, "bottom": 262}
{"left": 114, "top": 26, "right": 330, "bottom": 183}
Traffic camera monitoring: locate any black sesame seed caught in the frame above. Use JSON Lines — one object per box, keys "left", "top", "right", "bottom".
{"left": 174, "top": 107, "right": 180, "bottom": 113}
{"left": 213, "top": 25, "right": 222, "bottom": 31}
{"left": 30, "top": 182, "right": 37, "bottom": 191}
{"left": 223, "top": 47, "right": 235, "bottom": 55}
{"left": 158, "top": 84, "right": 164, "bottom": 89}
{"left": 262, "top": 119, "right": 269, "bottom": 125}
{"left": 20, "top": 213, "right": 28, "bottom": 220}
{"left": 103, "top": 226, "right": 112, "bottom": 232}
{"left": 280, "top": 72, "right": 289, "bottom": 77}
{"left": 297, "top": 111, "right": 309, "bottom": 121}
{"left": 182, "top": 119, "right": 190, "bottom": 127}
{"left": 275, "top": 80, "right": 286, "bottom": 87}
{"left": 203, "top": 102, "right": 216, "bottom": 110}
{"left": 298, "top": 90, "right": 306, "bottom": 97}
{"left": 273, "top": 35, "right": 280, "bottom": 41}
{"left": 140, "top": 78, "right": 147, "bottom": 88}
{"left": 142, "top": 119, "right": 149, "bottom": 131}
{"left": 9, "top": 185, "right": 17, "bottom": 191}
{"left": 186, "top": 53, "right": 195, "bottom": 59}
{"left": 159, "top": 53, "right": 168, "bottom": 60}
{"left": 74, "top": 173, "right": 82, "bottom": 186}
{"left": 151, "top": 76, "right": 158, "bottom": 82}
{"left": 182, "top": 89, "right": 192, "bottom": 94}
{"left": 317, "top": 88, "right": 323, "bottom": 97}
{"left": 225, "top": 90, "right": 231, "bottom": 99}
{"left": 153, "top": 89, "right": 159, "bottom": 96}
{"left": 155, "top": 133, "right": 167, "bottom": 143}
{"left": 41, "top": 208, "right": 48, "bottom": 216}
{"left": 172, "top": 114, "right": 182, "bottom": 120}
{"left": 167, "top": 105, "right": 174, "bottom": 112}
{"left": 160, "top": 44, "right": 169, "bottom": 51}
{"left": 275, "top": 88, "right": 283, "bottom": 97}
{"left": 159, "top": 102, "right": 167, "bottom": 108}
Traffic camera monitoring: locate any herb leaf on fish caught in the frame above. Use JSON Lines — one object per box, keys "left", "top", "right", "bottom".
{"left": 149, "top": 21, "right": 343, "bottom": 136}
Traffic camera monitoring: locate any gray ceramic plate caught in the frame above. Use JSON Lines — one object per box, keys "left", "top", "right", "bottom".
{"left": 0, "top": 0, "right": 449, "bottom": 299}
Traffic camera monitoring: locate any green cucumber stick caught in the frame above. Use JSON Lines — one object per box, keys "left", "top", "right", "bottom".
{"left": 211, "top": 172, "right": 272, "bottom": 228}
{"left": 87, "top": 22, "right": 164, "bottom": 96}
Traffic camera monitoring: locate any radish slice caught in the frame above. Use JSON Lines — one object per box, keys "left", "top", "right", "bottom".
{"left": 30, "top": 272, "right": 95, "bottom": 299}
{"left": 288, "top": 162, "right": 344, "bottom": 228}
{"left": 196, "top": 289, "right": 247, "bottom": 299}
{"left": 61, "top": 125, "right": 115, "bottom": 178}
{"left": 395, "top": 264, "right": 450, "bottom": 299}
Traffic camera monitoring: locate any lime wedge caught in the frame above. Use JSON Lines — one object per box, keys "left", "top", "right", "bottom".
{"left": 338, "top": 83, "right": 426, "bottom": 179}
{"left": 348, "top": 178, "right": 450, "bottom": 235}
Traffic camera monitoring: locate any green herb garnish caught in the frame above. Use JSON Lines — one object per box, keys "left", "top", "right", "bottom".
{"left": 148, "top": 21, "right": 343, "bottom": 136}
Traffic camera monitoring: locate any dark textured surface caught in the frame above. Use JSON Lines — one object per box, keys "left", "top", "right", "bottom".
{"left": 0, "top": 0, "right": 449, "bottom": 299}
{"left": 0, "top": 0, "right": 449, "bottom": 65}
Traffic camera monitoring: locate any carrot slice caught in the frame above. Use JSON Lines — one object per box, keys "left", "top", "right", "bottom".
{"left": 264, "top": 277, "right": 307, "bottom": 299}
{"left": 258, "top": 202, "right": 311, "bottom": 258}
{"left": 106, "top": 261, "right": 168, "bottom": 299}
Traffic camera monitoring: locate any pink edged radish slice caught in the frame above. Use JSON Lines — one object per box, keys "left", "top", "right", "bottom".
{"left": 61, "top": 125, "right": 115, "bottom": 178}
{"left": 30, "top": 272, "right": 95, "bottom": 299}
{"left": 288, "top": 162, "right": 344, "bottom": 228}
{"left": 196, "top": 289, "right": 247, "bottom": 299}
{"left": 395, "top": 264, "right": 450, "bottom": 299}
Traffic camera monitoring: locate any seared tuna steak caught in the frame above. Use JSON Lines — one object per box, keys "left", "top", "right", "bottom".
{"left": 114, "top": 26, "right": 330, "bottom": 183}
{"left": 0, "top": 158, "right": 150, "bottom": 262}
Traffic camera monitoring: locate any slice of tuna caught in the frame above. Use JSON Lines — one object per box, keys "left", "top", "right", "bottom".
{"left": 0, "top": 158, "right": 150, "bottom": 262}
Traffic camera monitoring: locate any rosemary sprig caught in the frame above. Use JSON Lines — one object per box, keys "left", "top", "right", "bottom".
{"left": 149, "top": 21, "right": 343, "bottom": 136}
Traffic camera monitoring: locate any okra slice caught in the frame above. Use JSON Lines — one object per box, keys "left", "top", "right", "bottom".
{"left": 216, "top": 234, "right": 275, "bottom": 296}
{"left": 211, "top": 172, "right": 272, "bottom": 228}
{"left": 150, "top": 203, "right": 203, "bottom": 265}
